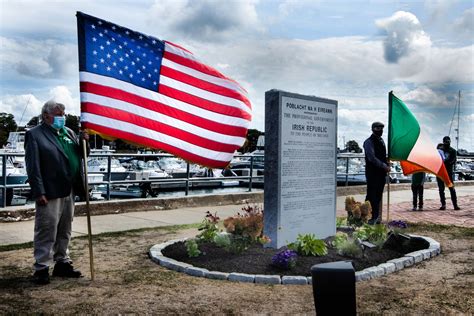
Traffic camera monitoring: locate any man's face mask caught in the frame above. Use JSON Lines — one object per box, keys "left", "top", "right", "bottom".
{"left": 372, "top": 127, "right": 383, "bottom": 137}
{"left": 52, "top": 115, "right": 66, "bottom": 130}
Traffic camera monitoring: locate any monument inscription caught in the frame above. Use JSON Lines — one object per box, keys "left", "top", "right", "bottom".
{"left": 264, "top": 90, "right": 337, "bottom": 248}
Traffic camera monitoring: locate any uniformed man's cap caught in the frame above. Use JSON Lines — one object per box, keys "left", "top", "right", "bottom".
{"left": 371, "top": 122, "right": 384, "bottom": 129}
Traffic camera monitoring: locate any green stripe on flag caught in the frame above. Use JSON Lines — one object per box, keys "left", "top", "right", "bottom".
{"left": 389, "top": 94, "right": 420, "bottom": 160}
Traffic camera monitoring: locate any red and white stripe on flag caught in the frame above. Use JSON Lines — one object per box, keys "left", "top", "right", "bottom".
{"left": 78, "top": 13, "right": 251, "bottom": 168}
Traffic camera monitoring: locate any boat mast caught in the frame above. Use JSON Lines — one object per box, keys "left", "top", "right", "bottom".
{"left": 456, "top": 90, "right": 460, "bottom": 152}
{"left": 448, "top": 90, "right": 461, "bottom": 152}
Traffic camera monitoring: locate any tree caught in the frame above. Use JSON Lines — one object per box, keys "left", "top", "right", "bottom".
{"left": 0, "top": 113, "right": 18, "bottom": 147}
{"left": 345, "top": 140, "right": 362, "bottom": 153}
{"left": 26, "top": 116, "right": 40, "bottom": 128}
{"left": 65, "top": 114, "right": 80, "bottom": 134}
{"left": 239, "top": 129, "right": 262, "bottom": 153}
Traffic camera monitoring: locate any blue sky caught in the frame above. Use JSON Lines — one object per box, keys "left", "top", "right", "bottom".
{"left": 1, "top": 0, "right": 473, "bottom": 151}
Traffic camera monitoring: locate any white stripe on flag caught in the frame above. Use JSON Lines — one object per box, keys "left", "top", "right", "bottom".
{"left": 162, "top": 58, "right": 248, "bottom": 96}
{"left": 160, "top": 75, "right": 251, "bottom": 115}
{"left": 80, "top": 92, "right": 246, "bottom": 146}
{"left": 80, "top": 72, "right": 250, "bottom": 127}
{"left": 81, "top": 112, "right": 235, "bottom": 162}
{"left": 406, "top": 129, "right": 444, "bottom": 173}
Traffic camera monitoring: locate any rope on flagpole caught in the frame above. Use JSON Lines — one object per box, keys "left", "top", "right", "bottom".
{"left": 82, "top": 138, "right": 95, "bottom": 280}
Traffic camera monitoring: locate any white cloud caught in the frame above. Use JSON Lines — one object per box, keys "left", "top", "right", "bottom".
{"left": 0, "top": 86, "right": 80, "bottom": 127}
{"left": 48, "top": 86, "right": 81, "bottom": 116}
{"left": 376, "top": 11, "right": 432, "bottom": 63}
{"left": 0, "top": 94, "right": 43, "bottom": 126}
{"left": 402, "top": 86, "right": 451, "bottom": 108}
{"left": 452, "top": 7, "right": 474, "bottom": 39}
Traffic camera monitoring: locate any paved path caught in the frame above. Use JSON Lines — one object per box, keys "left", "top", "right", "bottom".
{"left": 1, "top": 186, "right": 472, "bottom": 246}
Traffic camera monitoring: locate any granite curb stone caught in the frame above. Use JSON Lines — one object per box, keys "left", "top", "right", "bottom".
{"left": 377, "top": 262, "right": 396, "bottom": 275}
{"left": 228, "top": 273, "right": 255, "bottom": 283}
{"left": 282, "top": 276, "right": 308, "bottom": 285}
{"left": 149, "top": 235, "right": 440, "bottom": 285}
{"left": 255, "top": 275, "right": 281, "bottom": 284}
{"left": 207, "top": 271, "right": 230, "bottom": 280}
{"left": 185, "top": 267, "right": 209, "bottom": 277}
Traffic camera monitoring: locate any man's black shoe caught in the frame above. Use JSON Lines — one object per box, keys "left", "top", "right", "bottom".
{"left": 439, "top": 205, "right": 446, "bottom": 210}
{"left": 454, "top": 206, "right": 461, "bottom": 210}
{"left": 33, "top": 268, "right": 50, "bottom": 285}
{"left": 52, "top": 261, "right": 82, "bottom": 278}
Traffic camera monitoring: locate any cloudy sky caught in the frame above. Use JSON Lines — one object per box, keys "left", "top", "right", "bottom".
{"left": 1, "top": 0, "right": 473, "bottom": 151}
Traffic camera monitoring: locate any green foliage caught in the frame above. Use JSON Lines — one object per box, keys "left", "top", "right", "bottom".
{"left": 213, "top": 233, "right": 232, "bottom": 248}
{"left": 0, "top": 113, "right": 17, "bottom": 147}
{"left": 197, "top": 211, "right": 220, "bottom": 242}
{"left": 345, "top": 140, "right": 362, "bottom": 153}
{"left": 337, "top": 239, "right": 363, "bottom": 258}
{"left": 353, "top": 224, "right": 388, "bottom": 248}
{"left": 185, "top": 239, "right": 201, "bottom": 258}
{"left": 287, "top": 234, "right": 328, "bottom": 256}
{"left": 239, "top": 128, "right": 262, "bottom": 153}
{"left": 336, "top": 217, "right": 347, "bottom": 227}
{"left": 65, "top": 114, "right": 80, "bottom": 134}
{"left": 332, "top": 232, "right": 349, "bottom": 248}
{"left": 26, "top": 115, "right": 39, "bottom": 128}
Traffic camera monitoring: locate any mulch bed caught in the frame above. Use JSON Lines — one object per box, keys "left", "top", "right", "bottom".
{"left": 162, "top": 234, "right": 429, "bottom": 276}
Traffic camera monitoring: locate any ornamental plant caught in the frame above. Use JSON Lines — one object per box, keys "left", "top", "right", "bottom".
{"left": 353, "top": 224, "right": 388, "bottom": 248}
{"left": 223, "top": 204, "right": 264, "bottom": 241}
{"left": 197, "top": 211, "right": 220, "bottom": 242}
{"left": 185, "top": 239, "right": 201, "bottom": 258}
{"left": 287, "top": 233, "right": 328, "bottom": 256}
{"left": 345, "top": 196, "right": 372, "bottom": 226}
{"left": 387, "top": 220, "right": 408, "bottom": 234}
{"left": 271, "top": 249, "right": 298, "bottom": 270}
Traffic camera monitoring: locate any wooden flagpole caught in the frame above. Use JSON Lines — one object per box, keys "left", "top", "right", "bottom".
{"left": 386, "top": 91, "right": 393, "bottom": 223}
{"left": 82, "top": 138, "right": 95, "bottom": 280}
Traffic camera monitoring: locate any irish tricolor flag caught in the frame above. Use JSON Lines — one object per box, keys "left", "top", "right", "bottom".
{"left": 388, "top": 92, "right": 453, "bottom": 187}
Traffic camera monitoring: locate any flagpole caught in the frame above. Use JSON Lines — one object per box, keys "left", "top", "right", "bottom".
{"left": 386, "top": 91, "right": 393, "bottom": 223}
{"left": 82, "top": 138, "right": 95, "bottom": 280}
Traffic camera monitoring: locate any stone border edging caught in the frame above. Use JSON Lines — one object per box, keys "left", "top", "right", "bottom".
{"left": 148, "top": 235, "right": 441, "bottom": 285}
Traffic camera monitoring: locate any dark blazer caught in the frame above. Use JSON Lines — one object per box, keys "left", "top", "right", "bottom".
{"left": 25, "top": 123, "right": 88, "bottom": 200}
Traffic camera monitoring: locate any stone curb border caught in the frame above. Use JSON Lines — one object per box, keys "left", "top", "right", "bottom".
{"left": 149, "top": 235, "right": 441, "bottom": 285}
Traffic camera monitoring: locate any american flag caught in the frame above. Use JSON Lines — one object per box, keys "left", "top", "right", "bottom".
{"left": 76, "top": 12, "right": 251, "bottom": 168}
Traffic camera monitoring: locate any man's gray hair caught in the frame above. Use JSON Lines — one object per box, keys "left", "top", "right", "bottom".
{"left": 41, "top": 100, "right": 65, "bottom": 120}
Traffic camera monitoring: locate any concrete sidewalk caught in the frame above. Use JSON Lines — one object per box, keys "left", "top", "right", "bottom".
{"left": 1, "top": 186, "right": 472, "bottom": 246}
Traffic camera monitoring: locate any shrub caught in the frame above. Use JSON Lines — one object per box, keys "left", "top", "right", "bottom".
{"left": 332, "top": 232, "right": 349, "bottom": 248}
{"left": 336, "top": 239, "right": 363, "bottom": 258}
{"left": 213, "top": 232, "right": 232, "bottom": 248}
{"left": 336, "top": 217, "right": 347, "bottom": 227}
{"left": 353, "top": 224, "right": 388, "bottom": 248}
{"left": 185, "top": 239, "right": 201, "bottom": 258}
{"left": 197, "top": 211, "right": 220, "bottom": 242}
{"left": 223, "top": 204, "right": 264, "bottom": 241}
{"left": 288, "top": 234, "right": 328, "bottom": 256}
{"left": 345, "top": 196, "right": 372, "bottom": 226}
{"left": 387, "top": 220, "right": 408, "bottom": 234}
{"left": 271, "top": 249, "right": 298, "bottom": 270}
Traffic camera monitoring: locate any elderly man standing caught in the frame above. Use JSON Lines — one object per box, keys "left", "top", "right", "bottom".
{"left": 363, "top": 122, "right": 391, "bottom": 224}
{"left": 25, "top": 100, "right": 89, "bottom": 285}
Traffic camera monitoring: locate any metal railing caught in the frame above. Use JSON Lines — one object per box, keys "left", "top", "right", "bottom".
{"left": 2, "top": 152, "right": 473, "bottom": 208}
{"left": 0, "top": 152, "right": 263, "bottom": 207}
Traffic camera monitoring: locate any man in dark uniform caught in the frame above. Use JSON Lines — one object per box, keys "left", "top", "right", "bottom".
{"left": 363, "top": 122, "right": 391, "bottom": 224}
{"left": 437, "top": 136, "right": 460, "bottom": 210}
